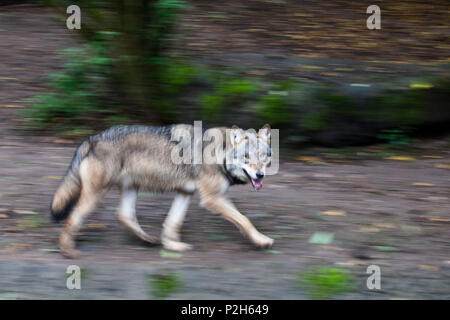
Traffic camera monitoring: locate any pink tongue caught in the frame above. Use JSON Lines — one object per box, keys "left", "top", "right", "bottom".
{"left": 251, "top": 178, "right": 263, "bottom": 190}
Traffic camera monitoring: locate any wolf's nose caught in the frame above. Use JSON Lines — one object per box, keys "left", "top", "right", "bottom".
{"left": 256, "top": 171, "right": 264, "bottom": 179}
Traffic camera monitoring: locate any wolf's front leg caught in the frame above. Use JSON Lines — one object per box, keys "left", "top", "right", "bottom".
{"left": 200, "top": 195, "right": 274, "bottom": 249}
{"left": 117, "top": 188, "right": 159, "bottom": 244}
{"left": 161, "top": 194, "right": 192, "bottom": 252}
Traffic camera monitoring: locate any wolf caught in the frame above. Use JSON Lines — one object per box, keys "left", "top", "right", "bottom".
{"left": 51, "top": 124, "right": 274, "bottom": 258}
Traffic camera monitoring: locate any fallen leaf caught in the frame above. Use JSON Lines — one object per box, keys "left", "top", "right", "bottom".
{"left": 264, "top": 250, "right": 282, "bottom": 254}
{"left": 13, "top": 210, "right": 37, "bottom": 215}
{"left": 287, "top": 35, "right": 308, "bottom": 40}
{"left": 297, "top": 156, "right": 321, "bottom": 162}
{"left": 335, "top": 260, "right": 366, "bottom": 266}
{"left": 374, "top": 223, "right": 396, "bottom": 229}
{"left": 0, "top": 176, "right": 18, "bottom": 181}
{"left": 410, "top": 83, "right": 433, "bottom": 89}
{"left": 428, "top": 217, "right": 450, "bottom": 222}
{"left": 422, "top": 155, "right": 443, "bottom": 159}
{"left": 160, "top": 250, "right": 182, "bottom": 259}
{"left": 335, "top": 261, "right": 356, "bottom": 266}
{"left": 139, "top": 192, "right": 153, "bottom": 197}
{"left": 308, "top": 232, "right": 334, "bottom": 244}
{"left": 334, "top": 67, "right": 354, "bottom": 71}
{"left": 41, "top": 176, "right": 63, "bottom": 180}
{"left": 269, "top": 234, "right": 294, "bottom": 239}
{"left": 51, "top": 162, "right": 68, "bottom": 166}
{"left": 311, "top": 161, "right": 331, "bottom": 166}
{"left": 329, "top": 159, "right": 349, "bottom": 163}
{"left": 373, "top": 245, "right": 397, "bottom": 251}
{"left": 0, "top": 293, "right": 19, "bottom": 300}
{"left": 412, "top": 182, "right": 435, "bottom": 187}
{"left": 419, "top": 264, "right": 440, "bottom": 271}
{"left": 322, "top": 210, "right": 347, "bottom": 216}
{"left": 385, "top": 156, "right": 415, "bottom": 161}
{"left": 86, "top": 223, "right": 107, "bottom": 229}
{"left": 18, "top": 220, "right": 39, "bottom": 228}
{"left": 359, "top": 227, "right": 380, "bottom": 232}
{"left": 275, "top": 225, "right": 296, "bottom": 230}
{"left": 423, "top": 196, "right": 448, "bottom": 202}
{"left": 436, "top": 164, "right": 450, "bottom": 169}
{"left": 52, "top": 139, "right": 74, "bottom": 144}
{"left": 40, "top": 248, "right": 60, "bottom": 252}
{"left": 319, "top": 72, "right": 342, "bottom": 77}
{"left": 0, "top": 214, "right": 8, "bottom": 219}
{"left": 303, "top": 65, "right": 324, "bottom": 70}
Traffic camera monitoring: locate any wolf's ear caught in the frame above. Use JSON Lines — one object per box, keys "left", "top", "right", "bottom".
{"left": 230, "top": 125, "right": 245, "bottom": 145}
{"left": 258, "top": 124, "right": 271, "bottom": 142}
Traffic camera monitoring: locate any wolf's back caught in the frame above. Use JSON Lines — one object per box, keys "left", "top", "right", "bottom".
{"left": 51, "top": 139, "right": 90, "bottom": 222}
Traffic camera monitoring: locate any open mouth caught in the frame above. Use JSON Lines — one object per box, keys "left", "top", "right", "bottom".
{"left": 243, "top": 169, "right": 263, "bottom": 190}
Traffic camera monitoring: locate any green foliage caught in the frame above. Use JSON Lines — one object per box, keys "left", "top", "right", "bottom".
{"left": 200, "top": 94, "right": 224, "bottom": 122}
{"left": 256, "top": 82, "right": 294, "bottom": 127}
{"left": 147, "top": 273, "right": 182, "bottom": 299}
{"left": 153, "top": 57, "right": 197, "bottom": 121}
{"left": 144, "top": 1, "right": 193, "bottom": 122}
{"left": 378, "top": 128, "right": 414, "bottom": 146}
{"left": 220, "top": 79, "right": 256, "bottom": 96}
{"left": 365, "top": 78, "right": 450, "bottom": 127}
{"left": 161, "top": 61, "right": 195, "bottom": 89}
{"left": 302, "top": 112, "right": 328, "bottom": 131}
{"left": 320, "top": 92, "right": 356, "bottom": 114}
{"left": 258, "top": 95, "right": 290, "bottom": 126}
{"left": 27, "top": 1, "right": 190, "bottom": 127}
{"left": 105, "top": 114, "right": 129, "bottom": 126}
{"left": 24, "top": 36, "right": 114, "bottom": 128}
{"left": 300, "top": 267, "right": 352, "bottom": 299}
{"left": 370, "top": 93, "right": 422, "bottom": 125}
{"left": 26, "top": 0, "right": 450, "bottom": 147}
{"left": 147, "top": 0, "right": 188, "bottom": 57}
{"left": 201, "top": 77, "right": 256, "bottom": 122}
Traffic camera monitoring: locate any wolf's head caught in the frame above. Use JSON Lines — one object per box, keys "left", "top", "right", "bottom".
{"left": 226, "top": 124, "right": 272, "bottom": 190}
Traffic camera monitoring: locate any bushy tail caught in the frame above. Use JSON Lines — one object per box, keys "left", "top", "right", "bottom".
{"left": 51, "top": 140, "right": 91, "bottom": 222}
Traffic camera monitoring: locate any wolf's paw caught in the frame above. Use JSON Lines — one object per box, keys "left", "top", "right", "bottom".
{"left": 161, "top": 228, "right": 180, "bottom": 242}
{"left": 59, "top": 234, "right": 81, "bottom": 259}
{"left": 162, "top": 238, "right": 193, "bottom": 252}
{"left": 60, "top": 247, "right": 82, "bottom": 259}
{"left": 140, "top": 233, "right": 161, "bottom": 245}
{"left": 253, "top": 234, "right": 274, "bottom": 249}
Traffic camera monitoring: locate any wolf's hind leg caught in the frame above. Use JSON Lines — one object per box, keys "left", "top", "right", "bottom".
{"left": 59, "top": 188, "right": 103, "bottom": 258}
{"left": 117, "top": 188, "right": 159, "bottom": 244}
{"left": 161, "top": 194, "right": 192, "bottom": 252}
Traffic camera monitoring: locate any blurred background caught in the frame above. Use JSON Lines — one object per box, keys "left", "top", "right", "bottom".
{"left": 0, "top": 0, "right": 449, "bottom": 299}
